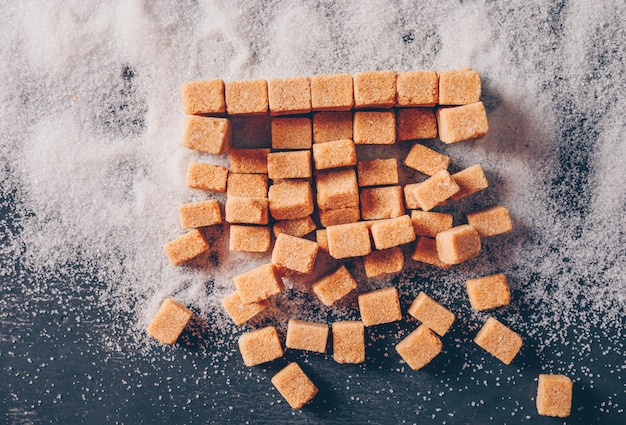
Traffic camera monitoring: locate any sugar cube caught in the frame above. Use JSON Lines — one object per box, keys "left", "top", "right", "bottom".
{"left": 403, "top": 170, "right": 460, "bottom": 211}
{"left": 272, "top": 233, "right": 319, "bottom": 274}
{"left": 181, "top": 79, "right": 225, "bottom": 115}
{"left": 312, "top": 139, "right": 357, "bottom": 170}
{"left": 227, "top": 173, "right": 268, "bottom": 198}
{"left": 474, "top": 317, "right": 523, "bottom": 365}
{"left": 313, "top": 111, "right": 353, "bottom": 143}
{"left": 370, "top": 215, "right": 416, "bottom": 250}
{"left": 225, "top": 79, "right": 268, "bottom": 115}
{"left": 225, "top": 196, "right": 269, "bottom": 225}
{"left": 268, "top": 179, "right": 314, "bottom": 220}
{"left": 286, "top": 319, "right": 328, "bottom": 353}
{"left": 316, "top": 229, "right": 328, "bottom": 252}
{"left": 268, "top": 76, "right": 311, "bottom": 115}
{"left": 396, "top": 108, "right": 438, "bottom": 141}
{"left": 363, "top": 247, "right": 404, "bottom": 277}
{"left": 310, "top": 73, "right": 354, "bottom": 111}
{"left": 437, "top": 102, "right": 489, "bottom": 144}
{"left": 326, "top": 221, "right": 372, "bottom": 259}
{"left": 536, "top": 374, "right": 573, "bottom": 418}
{"left": 358, "top": 287, "right": 402, "bottom": 326}
{"left": 332, "top": 321, "right": 365, "bottom": 364}
{"left": 186, "top": 162, "right": 228, "bottom": 192}
{"left": 163, "top": 229, "right": 209, "bottom": 266}
{"left": 395, "top": 71, "right": 439, "bottom": 106}
{"left": 181, "top": 115, "right": 231, "bottom": 155}
{"left": 408, "top": 292, "right": 455, "bottom": 336}
{"left": 410, "top": 210, "right": 453, "bottom": 237}
{"left": 360, "top": 186, "right": 405, "bottom": 220}
{"left": 271, "top": 117, "right": 312, "bottom": 150}
{"left": 267, "top": 150, "right": 312, "bottom": 180}
{"left": 221, "top": 291, "right": 269, "bottom": 326}
{"left": 318, "top": 206, "right": 361, "bottom": 227}
{"left": 179, "top": 200, "right": 222, "bottom": 229}
{"left": 438, "top": 68, "right": 481, "bottom": 105}
{"left": 316, "top": 169, "right": 359, "bottom": 210}
{"left": 353, "top": 70, "right": 396, "bottom": 108}
{"left": 450, "top": 164, "right": 489, "bottom": 200}
{"left": 273, "top": 216, "right": 316, "bottom": 238}
{"left": 404, "top": 143, "right": 450, "bottom": 176}
{"left": 229, "top": 148, "right": 269, "bottom": 174}
{"left": 466, "top": 273, "right": 511, "bottom": 310}
{"left": 357, "top": 158, "right": 399, "bottom": 187}
{"left": 410, "top": 237, "right": 451, "bottom": 268}
{"left": 466, "top": 205, "right": 512, "bottom": 237}
{"left": 229, "top": 225, "right": 270, "bottom": 252}
{"left": 238, "top": 326, "right": 283, "bottom": 366}
{"left": 311, "top": 265, "right": 358, "bottom": 306}
{"left": 353, "top": 111, "right": 396, "bottom": 144}
{"left": 395, "top": 324, "right": 442, "bottom": 370}
{"left": 436, "top": 224, "right": 481, "bottom": 264}
{"left": 147, "top": 298, "right": 193, "bottom": 345}
{"left": 233, "top": 263, "right": 284, "bottom": 304}
{"left": 271, "top": 363, "right": 318, "bottom": 409}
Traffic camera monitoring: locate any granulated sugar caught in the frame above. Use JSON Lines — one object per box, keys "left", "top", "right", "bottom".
{"left": 1, "top": 1, "right": 624, "bottom": 424}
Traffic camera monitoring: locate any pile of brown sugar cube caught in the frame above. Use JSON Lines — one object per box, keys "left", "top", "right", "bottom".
{"left": 148, "top": 69, "right": 573, "bottom": 417}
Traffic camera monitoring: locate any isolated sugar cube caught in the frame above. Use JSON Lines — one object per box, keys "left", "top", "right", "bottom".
{"left": 318, "top": 206, "right": 361, "bottom": 227}
{"left": 395, "top": 324, "right": 442, "bottom": 370}
{"left": 267, "top": 150, "right": 312, "bottom": 180}
{"left": 408, "top": 292, "right": 455, "bottom": 336}
{"left": 410, "top": 237, "right": 451, "bottom": 269}
{"left": 238, "top": 326, "right": 283, "bottom": 366}
{"left": 286, "top": 319, "right": 328, "bottom": 353}
{"left": 268, "top": 179, "right": 314, "bottom": 220}
{"left": 310, "top": 73, "right": 354, "bottom": 111}
{"left": 466, "top": 205, "right": 512, "bottom": 237}
{"left": 403, "top": 170, "right": 460, "bottom": 211}
{"left": 466, "top": 273, "right": 511, "bottom": 310}
{"left": 179, "top": 199, "right": 222, "bottom": 229}
{"left": 181, "top": 116, "right": 231, "bottom": 155}
{"left": 438, "top": 68, "right": 481, "bottom": 105}
{"left": 313, "top": 111, "right": 353, "bottom": 143}
{"left": 225, "top": 79, "right": 268, "bottom": 115}
{"left": 163, "top": 229, "right": 209, "bottom": 266}
{"left": 311, "top": 265, "right": 358, "bottom": 306}
{"left": 473, "top": 317, "right": 523, "bottom": 365}
{"left": 357, "top": 158, "right": 398, "bottom": 187}
{"left": 271, "top": 233, "right": 319, "bottom": 274}
{"left": 316, "top": 169, "right": 359, "bottom": 210}
{"left": 353, "top": 70, "right": 396, "bottom": 108}
{"left": 233, "top": 263, "right": 284, "bottom": 304}
{"left": 271, "top": 117, "right": 312, "bottom": 150}
{"left": 225, "top": 196, "right": 269, "bottom": 225}
{"left": 273, "top": 216, "right": 316, "bottom": 238}
{"left": 353, "top": 111, "right": 396, "bottom": 144}
{"left": 181, "top": 79, "right": 225, "bottom": 115}
{"left": 332, "top": 321, "right": 365, "bottom": 364}
{"left": 435, "top": 224, "right": 481, "bottom": 264}
{"left": 186, "top": 162, "right": 228, "bottom": 192}
{"left": 370, "top": 215, "right": 416, "bottom": 250}
{"left": 229, "top": 148, "right": 269, "bottom": 174}
{"left": 360, "top": 186, "right": 404, "bottom": 220}
{"left": 229, "top": 225, "right": 271, "bottom": 253}
{"left": 396, "top": 71, "right": 439, "bottom": 106}
{"left": 396, "top": 108, "right": 438, "bottom": 141}
{"left": 437, "top": 102, "right": 489, "bottom": 144}
{"left": 410, "top": 210, "right": 453, "bottom": 238}
{"left": 363, "top": 247, "right": 404, "bottom": 278}
{"left": 450, "top": 164, "right": 488, "bottom": 200}
{"left": 272, "top": 363, "right": 318, "bottom": 409}
{"left": 326, "top": 221, "right": 372, "bottom": 259}
{"left": 221, "top": 291, "right": 269, "bottom": 326}
{"left": 404, "top": 143, "right": 450, "bottom": 176}
{"left": 227, "top": 173, "right": 268, "bottom": 198}
{"left": 147, "top": 298, "right": 193, "bottom": 345}
{"left": 268, "top": 76, "right": 311, "bottom": 115}
{"left": 358, "top": 287, "right": 402, "bottom": 326}
{"left": 536, "top": 374, "right": 573, "bottom": 418}
{"left": 312, "top": 139, "right": 357, "bottom": 170}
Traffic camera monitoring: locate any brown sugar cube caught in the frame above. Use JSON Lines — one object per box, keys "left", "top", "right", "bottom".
{"left": 268, "top": 76, "right": 311, "bottom": 115}
{"left": 318, "top": 206, "right": 360, "bottom": 227}
{"left": 286, "top": 319, "right": 328, "bottom": 353}
{"left": 436, "top": 224, "right": 481, "bottom": 264}
{"left": 363, "top": 247, "right": 404, "bottom": 277}
{"left": 271, "top": 117, "right": 312, "bottom": 150}
{"left": 357, "top": 158, "right": 398, "bottom": 187}
{"left": 403, "top": 170, "right": 460, "bottom": 211}
{"left": 536, "top": 374, "right": 573, "bottom": 418}
{"left": 474, "top": 317, "right": 523, "bottom": 365}
{"left": 312, "top": 139, "right": 357, "bottom": 170}
{"left": 181, "top": 116, "right": 231, "bottom": 155}
{"left": 466, "top": 205, "right": 512, "bottom": 237}
{"left": 353, "top": 70, "right": 396, "bottom": 108}
{"left": 163, "top": 229, "right": 209, "bottom": 266}
{"left": 395, "top": 324, "right": 442, "bottom": 370}
{"left": 316, "top": 168, "right": 359, "bottom": 210}
{"left": 273, "top": 216, "right": 316, "bottom": 238}
{"left": 408, "top": 292, "right": 455, "bottom": 336}
{"left": 326, "top": 221, "right": 371, "bottom": 259}
{"left": 267, "top": 150, "right": 312, "bottom": 179}
{"left": 229, "top": 148, "right": 269, "bottom": 174}
{"left": 360, "top": 186, "right": 404, "bottom": 220}
{"left": 396, "top": 108, "right": 438, "bottom": 141}
{"left": 147, "top": 298, "right": 193, "bottom": 345}
{"left": 410, "top": 210, "right": 453, "bottom": 237}
{"left": 225, "top": 196, "right": 269, "bottom": 224}
{"left": 268, "top": 179, "right": 314, "bottom": 220}
{"left": 272, "top": 233, "right": 319, "bottom": 274}
{"left": 225, "top": 79, "right": 268, "bottom": 115}
{"left": 181, "top": 79, "right": 225, "bottom": 115}
{"left": 229, "top": 225, "right": 271, "bottom": 252}
{"left": 437, "top": 102, "right": 489, "bottom": 144}
{"left": 439, "top": 68, "right": 481, "bottom": 105}
{"left": 227, "top": 173, "right": 268, "bottom": 198}
{"left": 353, "top": 111, "right": 396, "bottom": 144}
{"left": 404, "top": 143, "right": 450, "bottom": 176}
{"left": 358, "top": 287, "right": 402, "bottom": 326}
{"left": 370, "top": 215, "right": 416, "bottom": 250}
{"left": 410, "top": 237, "right": 451, "bottom": 268}
{"left": 221, "top": 291, "right": 269, "bottom": 326}
{"left": 233, "top": 263, "right": 284, "bottom": 304}
{"left": 272, "top": 363, "right": 318, "bottom": 409}
{"left": 466, "top": 273, "right": 511, "bottom": 311}
{"left": 310, "top": 73, "right": 354, "bottom": 111}
{"left": 186, "top": 162, "right": 228, "bottom": 192}
{"left": 238, "top": 326, "right": 283, "bottom": 366}
{"left": 451, "top": 164, "right": 488, "bottom": 200}
{"left": 179, "top": 200, "right": 222, "bottom": 229}
{"left": 316, "top": 229, "right": 328, "bottom": 252}
{"left": 332, "top": 321, "right": 365, "bottom": 364}
{"left": 312, "top": 111, "right": 353, "bottom": 143}
{"left": 396, "top": 71, "right": 439, "bottom": 106}
{"left": 312, "top": 265, "right": 358, "bottom": 306}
